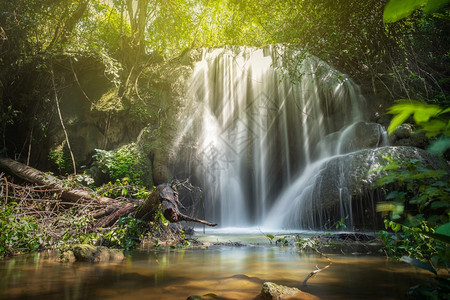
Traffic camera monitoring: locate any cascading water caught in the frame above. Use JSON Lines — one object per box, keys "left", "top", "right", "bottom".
{"left": 176, "top": 45, "right": 375, "bottom": 230}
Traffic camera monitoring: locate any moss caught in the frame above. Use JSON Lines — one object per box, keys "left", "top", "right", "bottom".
{"left": 94, "top": 87, "right": 124, "bottom": 112}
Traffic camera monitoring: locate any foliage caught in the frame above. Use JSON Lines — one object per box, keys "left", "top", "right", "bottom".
{"left": 378, "top": 221, "right": 448, "bottom": 267}
{"left": 373, "top": 156, "right": 449, "bottom": 222}
{"left": 96, "top": 179, "right": 153, "bottom": 199}
{"left": 63, "top": 173, "right": 95, "bottom": 189}
{"left": 101, "top": 216, "right": 148, "bottom": 251}
{"left": 383, "top": 0, "right": 450, "bottom": 23}
{"left": 265, "top": 234, "right": 291, "bottom": 246}
{"left": 93, "top": 143, "right": 152, "bottom": 187}
{"left": 48, "top": 144, "right": 74, "bottom": 175}
{"left": 336, "top": 218, "right": 348, "bottom": 230}
{"left": 387, "top": 100, "right": 450, "bottom": 155}
{"left": 378, "top": 220, "right": 450, "bottom": 299}
{"left": 375, "top": 98, "right": 450, "bottom": 297}
{"left": 0, "top": 202, "right": 44, "bottom": 257}
{"left": 57, "top": 214, "right": 99, "bottom": 246}
{"left": 296, "top": 236, "right": 321, "bottom": 252}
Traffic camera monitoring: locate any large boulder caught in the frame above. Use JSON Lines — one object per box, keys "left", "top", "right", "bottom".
{"left": 337, "top": 121, "right": 386, "bottom": 153}
{"left": 316, "top": 146, "right": 446, "bottom": 203}
{"left": 318, "top": 146, "right": 446, "bottom": 227}
{"left": 267, "top": 146, "right": 448, "bottom": 230}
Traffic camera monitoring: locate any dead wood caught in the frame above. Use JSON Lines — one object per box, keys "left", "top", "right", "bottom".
{"left": 303, "top": 248, "right": 332, "bottom": 286}
{"left": 0, "top": 157, "right": 119, "bottom": 206}
{"left": 135, "top": 183, "right": 217, "bottom": 226}
{"left": 0, "top": 158, "right": 217, "bottom": 229}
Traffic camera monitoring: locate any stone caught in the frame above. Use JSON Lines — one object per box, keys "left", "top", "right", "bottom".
{"left": 260, "top": 282, "right": 300, "bottom": 299}
{"left": 393, "top": 123, "right": 413, "bottom": 139}
{"left": 70, "top": 244, "right": 125, "bottom": 263}
{"left": 337, "top": 121, "right": 386, "bottom": 153}
{"left": 287, "top": 146, "right": 448, "bottom": 230}
{"left": 72, "top": 244, "right": 97, "bottom": 262}
{"left": 58, "top": 250, "right": 76, "bottom": 263}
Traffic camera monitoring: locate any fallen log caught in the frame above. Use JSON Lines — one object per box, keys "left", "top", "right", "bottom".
{"left": 95, "top": 183, "right": 217, "bottom": 228}
{"left": 0, "top": 157, "right": 118, "bottom": 205}
{"left": 135, "top": 183, "right": 217, "bottom": 226}
{"left": 0, "top": 157, "right": 217, "bottom": 228}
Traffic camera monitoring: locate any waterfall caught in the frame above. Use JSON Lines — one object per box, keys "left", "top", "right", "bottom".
{"left": 177, "top": 45, "right": 369, "bottom": 229}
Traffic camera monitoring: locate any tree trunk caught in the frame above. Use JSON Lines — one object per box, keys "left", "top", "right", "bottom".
{"left": 0, "top": 157, "right": 217, "bottom": 228}
{"left": 0, "top": 157, "right": 116, "bottom": 205}
{"left": 135, "top": 183, "right": 218, "bottom": 226}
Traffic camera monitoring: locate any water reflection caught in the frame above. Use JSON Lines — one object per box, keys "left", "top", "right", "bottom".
{"left": 0, "top": 242, "right": 432, "bottom": 300}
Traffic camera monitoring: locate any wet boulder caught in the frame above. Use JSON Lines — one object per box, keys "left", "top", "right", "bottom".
{"left": 314, "top": 146, "right": 446, "bottom": 225}
{"left": 271, "top": 146, "right": 448, "bottom": 230}
{"left": 337, "top": 121, "right": 386, "bottom": 153}
{"left": 62, "top": 244, "right": 125, "bottom": 263}
{"left": 260, "top": 282, "right": 300, "bottom": 299}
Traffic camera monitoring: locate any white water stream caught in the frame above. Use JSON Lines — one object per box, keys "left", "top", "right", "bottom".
{"left": 178, "top": 45, "right": 379, "bottom": 229}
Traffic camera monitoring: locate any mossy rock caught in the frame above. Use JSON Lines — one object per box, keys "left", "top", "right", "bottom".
{"left": 67, "top": 244, "right": 125, "bottom": 263}
{"left": 260, "top": 282, "right": 300, "bottom": 299}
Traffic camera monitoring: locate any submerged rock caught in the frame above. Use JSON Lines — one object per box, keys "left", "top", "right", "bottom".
{"left": 260, "top": 282, "right": 319, "bottom": 300}
{"left": 61, "top": 244, "right": 125, "bottom": 263}
{"left": 59, "top": 249, "right": 76, "bottom": 263}
{"left": 261, "top": 282, "right": 300, "bottom": 300}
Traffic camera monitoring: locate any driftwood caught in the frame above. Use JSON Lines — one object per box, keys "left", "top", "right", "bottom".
{"left": 303, "top": 248, "right": 332, "bottom": 286}
{"left": 0, "top": 157, "right": 217, "bottom": 228}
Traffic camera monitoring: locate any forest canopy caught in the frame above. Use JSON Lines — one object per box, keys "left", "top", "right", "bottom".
{"left": 0, "top": 0, "right": 449, "bottom": 166}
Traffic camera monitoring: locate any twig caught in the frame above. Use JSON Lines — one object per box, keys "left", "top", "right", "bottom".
{"left": 302, "top": 247, "right": 333, "bottom": 286}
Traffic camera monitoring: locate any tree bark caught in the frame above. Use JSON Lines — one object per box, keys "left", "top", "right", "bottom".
{"left": 135, "top": 183, "right": 218, "bottom": 226}
{"left": 0, "top": 157, "right": 218, "bottom": 228}
{"left": 0, "top": 157, "right": 116, "bottom": 205}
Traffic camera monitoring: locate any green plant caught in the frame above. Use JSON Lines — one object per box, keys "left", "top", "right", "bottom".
{"left": 383, "top": 0, "right": 450, "bottom": 23}
{"left": 0, "top": 203, "right": 44, "bottom": 257}
{"left": 265, "top": 234, "right": 290, "bottom": 246}
{"left": 336, "top": 218, "right": 348, "bottom": 230}
{"left": 62, "top": 173, "right": 95, "bottom": 189}
{"left": 296, "top": 236, "right": 320, "bottom": 252}
{"left": 374, "top": 99, "right": 450, "bottom": 297}
{"left": 387, "top": 100, "right": 450, "bottom": 155}
{"left": 266, "top": 234, "right": 275, "bottom": 244}
{"left": 102, "top": 216, "right": 148, "bottom": 251}
{"left": 96, "top": 179, "right": 153, "bottom": 199}
{"left": 93, "top": 143, "right": 153, "bottom": 187}
{"left": 49, "top": 145, "right": 73, "bottom": 174}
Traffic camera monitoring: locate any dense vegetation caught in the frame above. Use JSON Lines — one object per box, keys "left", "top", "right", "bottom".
{"left": 1, "top": 1, "right": 448, "bottom": 153}
{"left": 0, "top": 1, "right": 449, "bottom": 289}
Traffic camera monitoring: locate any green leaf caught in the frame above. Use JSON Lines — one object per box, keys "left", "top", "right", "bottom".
{"left": 427, "top": 136, "right": 450, "bottom": 155}
{"left": 422, "top": 119, "right": 447, "bottom": 137}
{"left": 413, "top": 104, "right": 441, "bottom": 124}
{"left": 435, "top": 222, "right": 450, "bottom": 237}
{"left": 383, "top": 0, "right": 426, "bottom": 23}
{"left": 423, "top": 0, "right": 450, "bottom": 12}
{"left": 388, "top": 111, "right": 412, "bottom": 134}
{"left": 400, "top": 256, "right": 437, "bottom": 274}
{"left": 266, "top": 234, "right": 275, "bottom": 239}
{"left": 437, "top": 107, "right": 450, "bottom": 115}
{"left": 431, "top": 201, "right": 449, "bottom": 209}
{"left": 384, "top": 0, "right": 450, "bottom": 23}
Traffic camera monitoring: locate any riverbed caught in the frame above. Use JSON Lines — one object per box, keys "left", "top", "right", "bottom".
{"left": 0, "top": 231, "right": 432, "bottom": 299}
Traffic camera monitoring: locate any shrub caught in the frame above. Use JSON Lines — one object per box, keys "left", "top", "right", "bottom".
{"left": 93, "top": 143, "right": 153, "bottom": 187}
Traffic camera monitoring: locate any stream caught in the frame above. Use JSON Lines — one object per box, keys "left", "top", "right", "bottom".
{"left": 0, "top": 231, "right": 432, "bottom": 300}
